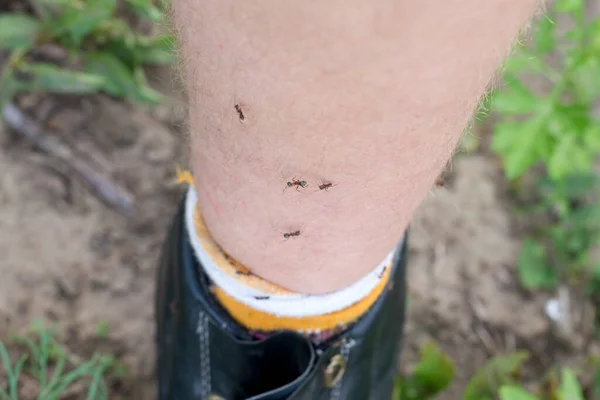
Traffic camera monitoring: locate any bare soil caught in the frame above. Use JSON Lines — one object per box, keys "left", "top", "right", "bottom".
{"left": 0, "top": 69, "right": 595, "bottom": 399}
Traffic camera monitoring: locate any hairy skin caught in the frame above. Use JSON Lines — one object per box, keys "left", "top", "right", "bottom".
{"left": 173, "top": 0, "right": 537, "bottom": 293}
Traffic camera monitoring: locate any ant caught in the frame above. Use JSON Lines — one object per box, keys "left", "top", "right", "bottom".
{"left": 284, "top": 177, "right": 308, "bottom": 192}
{"left": 318, "top": 182, "right": 334, "bottom": 191}
{"left": 435, "top": 160, "right": 453, "bottom": 187}
{"left": 235, "top": 266, "right": 252, "bottom": 276}
{"left": 283, "top": 230, "right": 301, "bottom": 240}
{"left": 254, "top": 296, "right": 270, "bottom": 300}
{"left": 234, "top": 104, "right": 245, "bottom": 121}
{"left": 378, "top": 266, "right": 387, "bottom": 279}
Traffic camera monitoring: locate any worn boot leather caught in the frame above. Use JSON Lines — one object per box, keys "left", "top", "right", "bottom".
{"left": 156, "top": 199, "right": 407, "bottom": 400}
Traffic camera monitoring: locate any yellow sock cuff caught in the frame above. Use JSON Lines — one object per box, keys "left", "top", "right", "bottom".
{"left": 211, "top": 269, "right": 391, "bottom": 333}
{"left": 179, "top": 168, "right": 393, "bottom": 335}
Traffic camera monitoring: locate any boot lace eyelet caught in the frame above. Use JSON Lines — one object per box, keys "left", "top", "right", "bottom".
{"left": 323, "top": 354, "right": 346, "bottom": 388}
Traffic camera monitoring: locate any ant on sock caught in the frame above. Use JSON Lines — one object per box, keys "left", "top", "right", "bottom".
{"left": 235, "top": 266, "right": 252, "bottom": 276}
{"left": 254, "top": 296, "right": 270, "bottom": 300}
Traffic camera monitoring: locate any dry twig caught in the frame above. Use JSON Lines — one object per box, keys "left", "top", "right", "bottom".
{"left": 2, "top": 102, "right": 135, "bottom": 216}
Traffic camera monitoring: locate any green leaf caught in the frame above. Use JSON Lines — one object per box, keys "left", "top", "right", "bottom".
{"left": 499, "top": 386, "right": 538, "bottom": 400}
{"left": 410, "top": 342, "right": 455, "bottom": 397}
{"left": 556, "top": 0, "right": 584, "bottom": 13}
{"left": 547, "top": 104, "right": 589, "bottom": 141}
{"left": 503, "top": 50, "right": 547, "bottom": 75}
{"left": 572, "top": 57, "right": 600, "bottom": 103}
{"left": 548, "top": 135, "right": 591, "bottom": 180}
{"left": 558, "top": 369, "right": 583, "bottom": 400}
{"left": 534, "top": 16, "right": 556, "bottom": 54}
{"left": 102, "top": 28, "right": 139, "bottom": 71}
{"left": 393, "top": 343, "right": 455, "bottom": 400}
{"left": 517, "top": 238, "right": 557, "bottom": 290}
{"left": 392, "top": 377, "right": 404, "bottom": 400}
{"left": 134, "top": 35, "right": 175, "bottom": 65}
{"left": 132, "top": 67, "right": 162, "bottom": 104}
{"left": 492, "top": 118, "right": 544, "bottom": 180}
{"left": 558, "top": 174, "right": 598, "bottom": 200}
{"left": 492, "top": 78, "right": 540, "bottom": 115}
{"left": 85, "top": 52, "right": 161, "bottom": 104}
{"left": 126, "top": 0, "right": 163, "bottom": 22}
{"left": 133, "top": 82, "right": 162, "bottom": 104}
{"left": 590, "top": 19, "right": 600, "bottom": 52}
{"left": 583, "top": 124, "right": 600, "bottom": 152}
{"left": 0, "top": 70, "right": 30, "bottom": 111}
{"left": 49, "top": 0, "right": 117, "bottom": 45}
{"left": 593, "top": 360, "right": 600, "bottom": 399}
{"left": 0, "top": 13, "right": 41, "bottom": 51}
{"left": 462, "top": 352, "right": 529, "bottom": 400}
{"left": 85, "top": 52, "right": 133, "bottom": 96}
{"left": 21, "top": 64, "right": 107, "bottom": 94}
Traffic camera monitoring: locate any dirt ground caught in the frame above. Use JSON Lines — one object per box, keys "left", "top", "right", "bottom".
{"left": 0, "top": 66, "right": 596, "bottom": 399}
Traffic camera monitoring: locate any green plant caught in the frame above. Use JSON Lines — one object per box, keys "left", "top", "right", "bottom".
{"left": 0, "top": 0, "right": 174, "bottom": 109}
{"left": 462, "top": 352, "right": 529, "bottom": 400}
{"left": 0, "top": 320, "right": 120, "bottom": 400}
{"left": 394, "top": 342, "right": 455, "bottom": 400}
{"left": 393, "top": 344, "right": 593, "bottom": 400}
{"left": 499, "top": 368, "right": 584, "bottom": 400}
{"left": 490, "top": 0, "right": 600, "bottom": 293}
{"left": 95, "top": 321, "right": 110, "bottom": 339}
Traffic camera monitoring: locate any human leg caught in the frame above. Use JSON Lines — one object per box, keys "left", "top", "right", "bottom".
{"left": 158, "top": 1, "right": 538, "bottom": 399}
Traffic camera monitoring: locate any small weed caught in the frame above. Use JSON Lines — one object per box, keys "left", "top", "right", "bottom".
{"left": 0, "top": 320, "right": 121, "bottom": 400}
{"left": 0, "top": 0, "right": 174, "bottom": 109}
{"left": 490, "top": 0, "right": 600, "bottom": 298}
{"left": 95, "top": 321, "right": 110, "bottom": 339}
{"left": 394, "top": 342, "right": 454, "bottom": 400}
{"left": 394, "top": 343, "right": 590, "bottom": 399}
{"left": 499, "top": 368, "right": 584, "bottom": 400}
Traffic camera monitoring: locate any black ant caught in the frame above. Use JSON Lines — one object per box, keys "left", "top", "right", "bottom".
{"left": 283, "top": 230, "right": 301, "bottom": 240}
{"left": 284, "top": 178, "right": 308, "bottom": 192}
{"left": 254, "top": 296, "right": 270, "bottom": 300}
{"left": 234, "top": 104, "right": 245, "bottom": 121}
{"left": 378, "top": 266, "right": 387, "bottom": 279}
{"left": 235, "top": 267, "right": 252, "bottom": 276}
{"left": 318, "top": 182, "right": 335, "bottom": 191}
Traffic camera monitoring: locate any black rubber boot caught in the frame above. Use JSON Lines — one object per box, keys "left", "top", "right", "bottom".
{"left": 156, "top": 199, "right": 407, "bottom": 400}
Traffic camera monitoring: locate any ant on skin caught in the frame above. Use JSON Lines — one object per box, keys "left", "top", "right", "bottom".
{"left": 284, "top": 177, "right": 308, "bottom": 192}
{"left": 315, "top": 178, "right": 337, "bottom": 191}
{"left": 234, "top": 104, "right": 245, "bottom": 121}
{"left": 282, "top": 230, "right": 301, "bottom": 240}
{"left": 435, "top": 160, "right": 453, "bottom": 187}
{"left": 318, "top": 182, "right": 335, "bottom": 191}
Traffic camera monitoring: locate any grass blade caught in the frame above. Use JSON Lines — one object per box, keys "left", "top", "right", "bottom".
{"left": 0, "top": 342, "right": 25, "bottom": 400}
{"left": 43, "top": 357, "right": 99, "bottom": 400}
{"left": 36, "top": 324, "right": 50, "bottom": 389}
{"left": 44, "top": 352, "right": 66, "bottom": 395}
{"left": 86, "top": 359, "right": 108, "bottom": 400}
